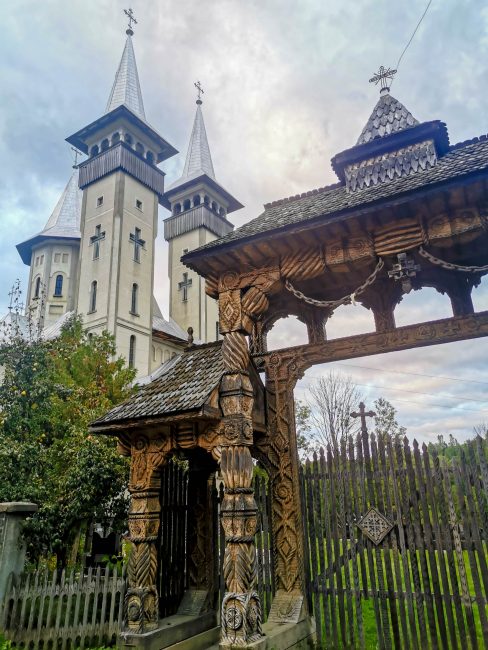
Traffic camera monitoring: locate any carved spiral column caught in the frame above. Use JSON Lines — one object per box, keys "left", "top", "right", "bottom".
{"left": 121, "top": 433, "right": 172, "bottom": 633}
{"left": 218, "top": 288, "right": 264, "bottom": 646}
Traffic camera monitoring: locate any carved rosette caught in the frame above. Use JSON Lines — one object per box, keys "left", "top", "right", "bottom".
{"left": 218, "top": 290, "right": 264, "bottom": 646}
{"left": 124, "top": 433, "right": 172, "bottom": 633}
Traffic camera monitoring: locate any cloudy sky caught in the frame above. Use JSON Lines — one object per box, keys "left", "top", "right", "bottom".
{"left": 1, "top": 0, "right": 488, "bottom": 443}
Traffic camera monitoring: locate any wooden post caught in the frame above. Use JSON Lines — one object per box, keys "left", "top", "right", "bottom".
{"left": 218, "top": 288, "right": 263, "bottom": 647}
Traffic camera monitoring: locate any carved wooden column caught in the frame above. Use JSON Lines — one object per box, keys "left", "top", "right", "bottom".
{"left": 119, "top": 432, "right": 171, "bottom": 633}
{"left": 360, "top": 280, "right": 403, "bottom": 333}
{"left": 218, "top": 287, "right": 265, "bottom": 647}
{"left": 256, "top": 354, "right": 307, "bottom": 623}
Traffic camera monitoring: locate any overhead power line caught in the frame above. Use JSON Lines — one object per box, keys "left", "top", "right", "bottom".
{"left": 396, "top": 0, "right": 433, "bottom": 70}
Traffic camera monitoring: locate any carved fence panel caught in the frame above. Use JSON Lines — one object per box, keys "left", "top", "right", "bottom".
{"left": 0, "top": 566, "right": 125, "bottom": 649}
{"left": 301, "top": 434, "right": 488, "bottom": 649}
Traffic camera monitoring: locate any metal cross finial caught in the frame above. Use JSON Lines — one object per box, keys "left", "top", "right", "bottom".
{"left": 124, "top": 8, "right": 137, "bottom": 34}
{"left": 351, "top": 402, "right": 376, "bottom": 435}
{"left": 369, "top": 65, "right": 397, "bottom": 93}
{"left": 194, "top": 81, "right": 204, "bottom": 105}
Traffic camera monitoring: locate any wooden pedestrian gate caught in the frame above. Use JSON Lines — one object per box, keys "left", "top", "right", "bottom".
{"left": 301, "top": 433, "right": 488, "bottom": 650}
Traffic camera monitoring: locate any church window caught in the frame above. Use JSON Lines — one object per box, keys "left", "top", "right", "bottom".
{"left": 129, "top": 335, "right": 136, "bottom": 368}
{"left": 54, "top": 253, "right": 61, "bottom": 263}
{"left": 62, "top": 253, "right": 69, "bottom": 263}
{"left": 89, "top": 281, "right": 97, "bottom": 313}
{"left": 101, "top": 138, "right": 109, "bottom": 151}
{"left": 34, "top": 277, "right": 41, "bottom": 299}
{"left": 211, "top": 201, "right": 218, "bottom": 213}
{"left": 178, "top": 272, "right": 192, "bottom": 302}
{"left": 90, "top": 144, "right": 99, "bottom": 157}
{"left": 193, "top": 194, "right": 201, "bottom": 206}
{"left": 97, "top": 196, "right": 104, "bottom": 208}
{"left": 130, "top": 283, "right": 138, "bottom": 315}
{"left": 111, "top": 132, "right": 120, "bottom": 145}
{"left": 35, "top": 256, "right": 39, "bottom": 266}
{"left": 203, "top": 195, "right": 210, "bottom": 206}
{"left": 183, "top": 199, "right": 191, "bottom": 211}
{"left": 40, "top": 255, "right": 44, "bottom": 264}
{"left": 130, "top": 227, "right": 145, "bottom": 263}
{"left": 54, "top": 275, "right": 63, "bottom": 297}
{"left": 216, "top": 321, "right": 220, "bottom": 341}
{"left": 135, "top": 199, "right": 143, "bottom": 211}
{"left": 174, "top": 203, "right": 181, "bottom": 215}
{"left": 146, "top": 151, "right": 154, "bottom": 165}
{"left": 91, "top": 224, "right": 105, "bottom": 260}
{"left": 124, "top": 133, "right": 133, "bottom": 146}
{"left": 136, "top": 142, "right": 144, "bottom": 156}
{"left": 152, "top": 346, "right": 156, "bottom": 361}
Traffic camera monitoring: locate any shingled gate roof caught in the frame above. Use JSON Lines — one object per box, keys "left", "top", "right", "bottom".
{"left": 183, "top": 134, "right": 488, "bottom": 262}
{"left": 92, "top": 342, "right": 225, "bottom": 427}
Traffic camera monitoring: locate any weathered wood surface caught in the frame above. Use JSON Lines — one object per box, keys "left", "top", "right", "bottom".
{"left": 1, "top": 566, "right": 125, "bottom": 649}
{"left": 301, "top": 434, "right": 488, "bottom": 649}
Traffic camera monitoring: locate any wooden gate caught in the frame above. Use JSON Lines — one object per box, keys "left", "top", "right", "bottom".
{"left": 158, "top": 463, "right": 275, "bottom": 619}
{"left": 301, "top": 433, "right": 488, "bottom": 649}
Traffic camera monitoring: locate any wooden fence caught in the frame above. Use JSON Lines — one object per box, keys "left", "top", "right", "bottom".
{"left": 1, "top": 566, "right": 125, "bottom": 649}
{"left": 301, "top": 434, "right": 488, "bottom": 650}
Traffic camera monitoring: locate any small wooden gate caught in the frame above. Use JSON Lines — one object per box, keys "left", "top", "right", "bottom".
{"left": 301, "top": 434, "right": 488, "bottom": 649}
{"left": 158, "top": 463, "right": 275, "bottom": 619}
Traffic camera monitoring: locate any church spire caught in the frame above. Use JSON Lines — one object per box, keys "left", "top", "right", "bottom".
{"left": 105, "top": 10, "right": 146, "bottom": 120}
{"left": 179, "top": 85, "right": 215, "bottom": 182}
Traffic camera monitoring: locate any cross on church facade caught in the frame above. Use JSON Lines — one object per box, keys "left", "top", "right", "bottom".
{"left": 90, "top": 224, "right": 105, "bottom": 260}
{"left": 369, "top": 65, "right": 397, "bottom": 92}
{"left": 179, "top": 272, "right": 192, "bottom": 302}
{"left": 129, "top": 227, "right": 145, "bottom": 263}
{"left": 350, "top": 402, "right": 376, "bottom": 435}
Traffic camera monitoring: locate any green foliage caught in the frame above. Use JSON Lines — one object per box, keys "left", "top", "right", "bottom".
{"left": 373, "top": 397, "right": 406, "bottom": 440}
{"left": 0, "top": 313, "right": 136, "bottom": 566}
{"left": 295, "top": 399, "right": 313, "bottom": 456}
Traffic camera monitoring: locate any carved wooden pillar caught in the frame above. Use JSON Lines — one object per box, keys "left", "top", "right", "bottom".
{"left": 119, "top": 432, "right": 171, "bottom": 633}
{"left": 360, "top": 280, "right": 403, "bottom": 333}
{"left": 256, "top": 354, "right": 307, "bottom": 623}
{"left": 186, "top": 463, "right": 215, "bottom": 597}
{"left": 300, "top": 307, "right": 330, "bottom": 344}
{"left": 218, "top": 288, "right": 264, "bottom": 646}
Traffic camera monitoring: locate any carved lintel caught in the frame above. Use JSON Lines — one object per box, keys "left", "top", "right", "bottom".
{"left": 219, "top": 267, "right": 280, "bottom": 293}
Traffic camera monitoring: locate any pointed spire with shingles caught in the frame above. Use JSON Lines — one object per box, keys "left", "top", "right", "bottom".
{"left": 356, "top": 91, "right": 419, "bottom": 145}
{"left": 181, "top": 103, "right": 215, "bottom": 180}
{"left": 40, "top": 169, "right": 82, "bottom": 238}
{"left": 105, "top": 33, "right": 146, "bottom": 120}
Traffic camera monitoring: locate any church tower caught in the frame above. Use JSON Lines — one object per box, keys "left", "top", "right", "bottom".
{"left": 16, "top": 167, "right": 82, "bottom": 329}
{"left": 162, "top": 85, "right": 242, "bottom": 342}
{"left": 66, "top": 13, "right": 178, "bottom": 375}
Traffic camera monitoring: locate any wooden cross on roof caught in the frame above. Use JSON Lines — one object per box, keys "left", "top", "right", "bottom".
{"left": 124, "top": 8, "right": 137, "bottom": 34}
{"left": 369, "top": 65, "right": 397, "bottom": 92}
{"left": 194, "top": 81, "right": 204, "bottom": 104}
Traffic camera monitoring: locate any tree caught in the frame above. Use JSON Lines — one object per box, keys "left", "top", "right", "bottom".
{"left": 373, "top": 397, "right": 406, "bottom": 440}
{"left": 295, "top": 399, "right": 313, "bottom": 457}
{"left": 306, "top": 371, "right": 362, "bottom": 453}
{"left": 0, "top": 312, "right": 136, "bottom": 567}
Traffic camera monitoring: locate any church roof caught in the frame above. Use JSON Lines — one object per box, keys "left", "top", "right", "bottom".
{"left": 183, "top": 134, "right": 488, "bottom": 266}
{"left": 105, "top": 32, "right": 146, "bottom": 120}
{"left": 16, "top": 169, "right": 82, "bottom": 265}
{"left": 91, "top": 342, "right": 225, "bottom": 428}
{"left": 356, "top": 91, "right": 419, "bottom": 145}
{"left": 167, "top": 102, "right": 215, "bottom": 192}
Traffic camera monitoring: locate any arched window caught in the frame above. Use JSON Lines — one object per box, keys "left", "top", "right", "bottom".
{"left": 135, "top": 142, "right": 144, "bottom": 156}
{"left": 111, "top": 132, "right": 120, "bottom": 145}
{"left": 34, "top": 276, "right": 41, "bottom": 299}
{"left": 183, "top": 199, "right": 191, "bottom": 211}
{"left": 54, "top": 274, "right": 63, "bottom": 297}
{"left": 129, "top": 335, "right": 136, "bottom": 368}
{"left": 174, "top": 203, "right": 181, "bottom": 215}
{"left": 101, "top": 138, "right": 109, "bottom": 151}
{"left": 219, "top": 207, "right": 226, "bottom": 217}
{"left": 89, "top": 280, "right": 97, "bottom": 312}
{"left": 193, "top": 194, "right": 201, "bottom": 206}
{"left": 211, "top": 201, "right": 218, "bottom": 213}
{"left": 90, "top": 144, "right": 99, "bottom": 157}
{"left": 124, "top": 133, "right": 133, "bottom": 146}
{"left": 131, "top": 283, "right": 138, "bottom": 314}
{"left": 203, "top": 195, "right": 210, "bottom": 206}
{"left": 146, "top": 151, "right": 154, "bottom": 165}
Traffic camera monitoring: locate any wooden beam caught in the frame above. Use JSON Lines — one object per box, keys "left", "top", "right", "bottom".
{"left": 256, "top": 310, "right": 488, "bottom": 372}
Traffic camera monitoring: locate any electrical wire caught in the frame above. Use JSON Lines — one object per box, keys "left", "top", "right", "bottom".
{"left": 395, "top": 0, "right": 433, "bottom": 71}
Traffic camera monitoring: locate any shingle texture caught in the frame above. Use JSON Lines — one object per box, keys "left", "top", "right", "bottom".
{"left": 189, "top": 135, "right": 488, "bottom": 256}
{"left": 357, "top": 92, "right": 419, "bottom": 145}
{"left": 38, "top": 169, "right": 82, "bottom": 240}
{"left": 167, "top": 103, "right": 215, "bottom": 192}
{"left": 93, "top": 342, "right": 225, "bottom": 425}
{"left": 105, "top": 34, "right": 146, "bottom": 120}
